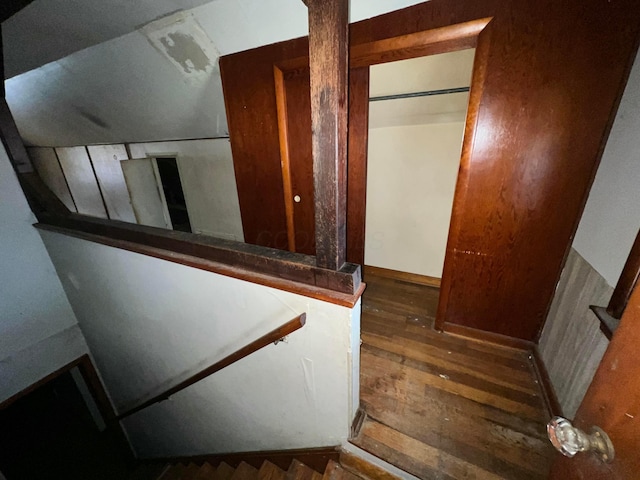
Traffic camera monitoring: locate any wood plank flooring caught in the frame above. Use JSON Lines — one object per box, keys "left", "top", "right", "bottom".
{"left": 352, "top": 271, "right": 555, "bottom": 479}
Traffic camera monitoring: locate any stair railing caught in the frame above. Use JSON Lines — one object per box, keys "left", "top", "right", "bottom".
{"left": 116, "top": 312, "right": 306, "bottom": 420}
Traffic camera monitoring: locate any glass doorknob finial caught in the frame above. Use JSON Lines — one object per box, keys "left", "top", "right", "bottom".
{"left": 547, "top": 416, "right": 614, "bottom": 463}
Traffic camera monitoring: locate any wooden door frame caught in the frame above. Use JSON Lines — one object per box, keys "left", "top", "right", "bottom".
{"left": 273, "top": 18, "right": 490, "bottom": 282}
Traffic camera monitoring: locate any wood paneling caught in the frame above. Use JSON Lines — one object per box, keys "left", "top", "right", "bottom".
{"left": 271, "top": 66, "right": 369, "bottom": 263}
{"left": 28, "top": 147, "right": 77, "bottom": 212}
{"left": 87, "top": 145, "right": 136, "bottom": 223}
{"left": 539, "top": 248, "right": 612, "bottom": 418}
{"left": 275, "top": 68, "right": 316, "bottom": 255}
{"left": 220, "top": 38, "right": 309, "bottom": 251}
{"left": 56, "top": 146, "right": 108, "bottom": 219}
{"left": 223, "top": 0, "right": 640, "bottom": 341}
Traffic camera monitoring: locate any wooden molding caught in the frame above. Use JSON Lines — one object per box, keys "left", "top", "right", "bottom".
{"left": 141, "top": 446, "right": 339, "bottom": 474}
{"left": 118, "top": 314, "right": 307, "bottom": 419}
{"left": 274, "top": 66, "right": 297, "bottom": 253}
{"left": 591, "top": 305, "right": 620, "bottom": 340}
{"left": 441, "top": 322, "right": 533, "bottom": 351}
{"left": 363, "top": 265, "right": 441, "bottom": 288}
{"left": 350, "top": 407, "right": 367, "bottom": 439}
{"left": 350, "top": 17, "right": 492, "bottom": 68}
{"left": 36, "top": 222, "right": 366, "bottom": 308}
{"left": 531, "top": 347, "right": 563, "bottom": 417}
{"left": 34, "top": 212, "right": 362, "bottom": 295}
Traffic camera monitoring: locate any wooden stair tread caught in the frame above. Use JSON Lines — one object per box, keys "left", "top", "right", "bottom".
{"left": 182, "top": 463, "right": 202, "bottom": 479}
{"left": 230, "top": 461, "right": 259, "bottom": 480}
{"left": 158, "top": 463, "right": 187, "bottom": 480}
{"left": 338, "top": 452, "right": 399, "bottom": 480}
{"left": 258, "top": 460, "right": 287, "bottom": 480}
{"left": 130, "top": 463, "right": 169, "bottom": 480}
{"left": 194, "top": 463, "right": 217, "bottom": 480}
{"left": 214, "top": 462, "right": 236, "bottom": 480}
{"left": 286, "top": 459, "right": 317, "bottom": 480}
{"left": 321, "top": 460, "right": 362, "bottom": 480}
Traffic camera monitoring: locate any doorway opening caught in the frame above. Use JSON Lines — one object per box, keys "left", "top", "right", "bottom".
{"left": 352, "top": 48, "right": 556, "bottom": 478}
{"left": 0, "top": 369, "right": 128, "bottom": 480}
{"left": 155, "top": 157, "right": 192, "bottom": 233}
{"left": 362, "top": 48, "right": 474, "bottom": 326}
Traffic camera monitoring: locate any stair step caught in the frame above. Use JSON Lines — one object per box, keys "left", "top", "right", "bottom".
{"left": 194, "top": 463, "right": 217, "bottom": 480}
{"left": 181, "top": 463, "right": 201, "bottom": 479}
{"left": 338, "top": 452, "right": 399, "bottom": 480}
{"left": 214, "top": 462, "right": 236, "bottom": 480}
{"left": 286, "top": 459, "right": 317, "bottom": 480}
{"left": 230, "top": 461, "right": 259, "bottom": 480}
{"left": 158, "top": 463, "right": 187, "bottom": 480}
{"left": 258, "top": 460, "right": 287, "bottom": 480}
{"left": 130, "top": 463, "right": 169, "bottom": 480}
{"left": 321, "top": 461, "right": 361, "bottom": 480}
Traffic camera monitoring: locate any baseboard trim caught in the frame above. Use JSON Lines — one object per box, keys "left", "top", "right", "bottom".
{"left": 351, "top": 407, "right": 367, "bottom": 438}
{"left": 141, "top": 446, "right": 340, "bottom": 473}
{"left": 363, "top": 265, "right": 441, "bottom": 287}
{"left": 531, "top": 346, "right": 563, "bottom": 417}
{"left": 441, "top": 322, "right": 534, "bottom": 351}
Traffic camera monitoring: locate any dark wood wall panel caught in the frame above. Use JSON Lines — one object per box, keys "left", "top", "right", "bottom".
{"left": 355, "top": 0, "right": 640, "bottom": 342}
{"left": 221, "top": 0, "right": 640, "bottom": 342}
{"left": 220, "top": 39, "right": 308, "bottom": 251}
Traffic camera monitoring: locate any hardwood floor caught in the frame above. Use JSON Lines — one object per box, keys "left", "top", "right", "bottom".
{"left": 352, "top": 271, "right": 555, "bottom": 479}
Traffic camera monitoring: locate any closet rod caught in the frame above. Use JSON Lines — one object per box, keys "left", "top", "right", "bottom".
{"left": 369, "top": 86, "right": 470, "bottom": 102}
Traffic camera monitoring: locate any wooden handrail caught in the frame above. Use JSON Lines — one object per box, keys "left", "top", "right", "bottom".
{"left": 117, "top": 313, "right": 306, "bottom": 420}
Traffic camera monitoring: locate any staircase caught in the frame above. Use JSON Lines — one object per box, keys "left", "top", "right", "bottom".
{"left": 150, "top": 454, "right": 387, "bottom": 480}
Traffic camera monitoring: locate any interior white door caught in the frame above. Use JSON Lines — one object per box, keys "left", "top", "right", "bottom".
{"left": 121, "top": 158, "right": 171, "bottom": 229}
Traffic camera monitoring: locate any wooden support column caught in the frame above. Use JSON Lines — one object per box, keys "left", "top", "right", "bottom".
{"left": 307, "top": 0, "right": 349, "bottom": 271}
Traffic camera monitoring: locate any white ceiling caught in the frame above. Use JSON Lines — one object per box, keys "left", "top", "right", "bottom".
{"left": 3, "top": 0, "right": 429, "bottom": 146}
{"left": 2, "top": 0, "right": 219, "bottom": 78}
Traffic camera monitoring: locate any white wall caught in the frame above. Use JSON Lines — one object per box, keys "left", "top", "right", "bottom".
{"left": 129, "top": 139, "right": 244, "bottom": 241}
{"left": 572, "top": 48, "right": 640, "bottom": 286}
{"left": 0, "top": 143, "right": 89, "bottom": 403}
{"left": 41, "top": 230, "right": 360, "bottom": 457}
{"left": 365, "top": 122, "right": 464, "bottom": 277}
